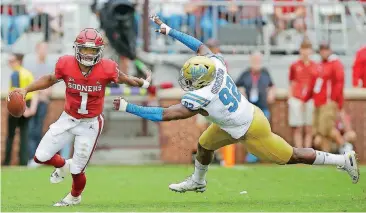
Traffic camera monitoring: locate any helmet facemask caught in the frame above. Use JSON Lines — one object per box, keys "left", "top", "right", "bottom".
{"left": 75, "top": 43, "right": 104, "bottom": 67}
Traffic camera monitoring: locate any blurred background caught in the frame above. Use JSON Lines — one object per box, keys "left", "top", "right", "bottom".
{"left": 1, "top": 0, "right": 366, "bottom": 167}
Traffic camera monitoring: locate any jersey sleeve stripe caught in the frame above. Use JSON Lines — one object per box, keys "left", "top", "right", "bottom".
{"left": 182, "top": 95, "right": 206, "bottom": 106}
{"left": 182, "top": 94, "right": 210, "bottom": 107}
{"left": 186, "top": 92, "right": 209, "bottom": 103}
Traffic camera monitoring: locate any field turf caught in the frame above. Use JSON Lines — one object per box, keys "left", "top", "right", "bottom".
{"left": 2, "top": 165, "right": 366, "bottom": 212}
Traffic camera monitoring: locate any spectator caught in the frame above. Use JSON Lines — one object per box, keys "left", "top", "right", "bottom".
{"left": 27, "top": 0, "right": 65, "bottom": 42}
{"left": 238, "top": 0, "right": 265, "bottom": 26}
{"left": 24, "top": 42, "right": 53, "bottom": 167}
{"left": 157, "top": 0, "right": 190, "bottom": 33}
{"left": 2, "top": 53, "right": 38, "bottom": 166}
{"left": 288, "top": 40, "right": 316, "bottom": 148}
{"left": 273, "top": 0, "right": 306, "bottom": 41}
{"left": 1, "top": 4, "right": 30, "bottom": 45}
{"left": 188, "top": 0, "right": 228, "bottom": 41}
{"left": 236, "top": 51, "right": 276, "bottom": 163}
{"left": 352, "top": 45, "right": 366, "bottom": 88}
{"left": 302, "top": 43, "right": 345, "bottom": 152}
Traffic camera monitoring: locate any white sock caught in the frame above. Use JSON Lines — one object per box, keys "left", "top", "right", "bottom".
{"left": 313, "top": 151, "right": 345, "bottom": 167}
{"left": 192, "top": 159, "right": 208, "bottom": 183}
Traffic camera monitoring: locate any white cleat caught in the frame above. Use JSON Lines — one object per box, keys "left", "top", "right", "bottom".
{"left": 169, "top": 175, "right": 206, "bottom": 193}
{"left": 53, "top": 193, "right": 81, "bottom": 207}
{"left": 339, "top": 151, "right": 360, "bottom": 184}
{"left": 50, "top": 159, "right": 72, "bottom": 184}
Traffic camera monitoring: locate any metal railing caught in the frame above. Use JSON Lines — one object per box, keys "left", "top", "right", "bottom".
{"left": 143, "top": 0, "right": 366, "bottom": 55}
{"left": 1, "top": 0, "right": 365, "bottom": 55}
{"left": 1, "top": 0, "right": 95, "bottom": 52}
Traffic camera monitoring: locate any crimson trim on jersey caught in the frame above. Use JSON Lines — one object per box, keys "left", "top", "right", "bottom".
{"left": 81, "top": 114, "right": 104, "bottom": 172}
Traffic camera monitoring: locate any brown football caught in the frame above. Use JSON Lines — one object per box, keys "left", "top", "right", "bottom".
{"left": 7, "top": 91, "right": 26, "bottom": 117}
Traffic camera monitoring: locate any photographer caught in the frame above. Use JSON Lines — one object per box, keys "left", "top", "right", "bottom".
{"left": 91, "top": 0, "right": 138, "bottom": 75}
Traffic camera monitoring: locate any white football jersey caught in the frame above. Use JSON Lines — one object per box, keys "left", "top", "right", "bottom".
{"left": 181, "top": 55, "right": 254, "bottom": 139}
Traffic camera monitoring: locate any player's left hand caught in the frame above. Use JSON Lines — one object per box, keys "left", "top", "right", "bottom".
{"left": 150, "top": 14, "right": 168, "bottom": 35}
{"left": 113, "top": 97, "right": 128, "bottom": 112}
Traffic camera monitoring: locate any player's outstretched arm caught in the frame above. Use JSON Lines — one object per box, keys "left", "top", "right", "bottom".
{"left": 14, "top": 74, "right": 59, "bottom": 99}
{"left": 113, "top": 97, "right": 198, "bottom": 121}
{"left": 117, "top": 69, "right": 152, "bottom": 88}
{"left": 150, "top": 14, "right": 212, "bottom": 56}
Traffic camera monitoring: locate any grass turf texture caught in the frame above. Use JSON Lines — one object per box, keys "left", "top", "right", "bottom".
{"left": 2, "top": 165, "right": 366, "bottom": 212}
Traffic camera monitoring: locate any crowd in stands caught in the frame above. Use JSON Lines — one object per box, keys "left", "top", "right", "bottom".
{"left": 1, "top": 1, "right": 64, "bottom": 47}
{"left": 3, "top": 0, "right": 366, "bottom": 51}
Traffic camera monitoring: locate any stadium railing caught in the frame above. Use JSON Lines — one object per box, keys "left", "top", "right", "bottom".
{"left": 0, "top": 0, "right": 94, "bottom": 53}
{"left": 1, "top": 0, "right": 365, "bottom": 55}
{"left": 141, "top": 0, "right": 366, "bottom": 55}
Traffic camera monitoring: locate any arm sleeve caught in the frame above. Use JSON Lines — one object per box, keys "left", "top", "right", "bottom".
{"left": 126, "top": 103, "right": 163, "bottom": 122}
{"left": 168, "top": 29, "right": 203, "bottom": 53}
{"left": 181, "top": 92, "right": 209, "bottom": 110}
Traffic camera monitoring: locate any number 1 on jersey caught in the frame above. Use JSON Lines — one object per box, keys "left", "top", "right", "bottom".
{"left": 78, "top": 92, "right": 89, "bottom": 114}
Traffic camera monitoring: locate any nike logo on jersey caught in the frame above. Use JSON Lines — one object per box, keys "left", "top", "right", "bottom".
{"left": 67, "top": 82, "right": 102, "bottom": 92}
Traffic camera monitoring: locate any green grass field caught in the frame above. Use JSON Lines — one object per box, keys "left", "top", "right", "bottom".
{"left": 2, "top": 165, "right": 366, "bottom": 212}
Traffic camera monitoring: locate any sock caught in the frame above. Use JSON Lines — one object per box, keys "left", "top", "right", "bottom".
{"left": 34, "top": 154, "right": 65, "bottom": 168}
{"left": 71, "top": 173, "right": 86, "bottom": 197}
{"left": 192, "top": 159, "right": 208, "bottom": 183}
{"left": 313, "top": 151, "right": 345, "bottom": 167}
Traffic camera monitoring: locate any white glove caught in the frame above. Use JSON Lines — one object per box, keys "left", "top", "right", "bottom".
{"left": 113, "top": 97, "right": 128, "bottom": 112}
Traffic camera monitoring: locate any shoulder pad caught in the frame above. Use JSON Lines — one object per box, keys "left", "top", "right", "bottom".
{"left": 101, "top": 58, "right": 118, "bottom": 72}
{"left": 208, "top": 54, "right": 226, "bottom": 66}
{"left": 56, "top": 55, "right": 74, "bottom": 68}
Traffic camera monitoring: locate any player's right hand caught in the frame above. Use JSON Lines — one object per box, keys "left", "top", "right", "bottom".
{"left": 150, "top": 14, "right": 168, "bottom": 35}
{"left": 113, "top": 97, "right": 128, "bottom": 112}
{"left": 12, "top": 88, "right": 27, "bottom": 100}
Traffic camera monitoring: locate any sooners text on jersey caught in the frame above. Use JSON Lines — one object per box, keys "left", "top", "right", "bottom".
{"left": 55, "top": 55, "right": 118, "bottom": 119}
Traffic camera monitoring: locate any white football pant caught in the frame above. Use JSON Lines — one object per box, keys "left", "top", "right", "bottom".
{"left": 35, "top": 112, "right": 104, "bottom": 174}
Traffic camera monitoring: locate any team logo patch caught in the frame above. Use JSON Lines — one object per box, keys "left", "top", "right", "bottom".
{"left": 190, "top": 65, "right": 207, "bottom": 79}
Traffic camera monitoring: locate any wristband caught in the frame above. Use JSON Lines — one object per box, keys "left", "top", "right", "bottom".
{"left": 141, "top": 79, "right": 150, "bottom": 88}
{"left": 161, "top": 23, "right": 171, "bottom": 35}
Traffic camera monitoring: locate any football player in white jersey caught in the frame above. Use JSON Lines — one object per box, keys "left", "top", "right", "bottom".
{"left": 113, "top": 15, "right": 359, "bottom": 193}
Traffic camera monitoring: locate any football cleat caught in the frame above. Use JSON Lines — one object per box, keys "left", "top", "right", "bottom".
{"left": 53, "top": 193, "right": 81, "bottom": 207}
{"left": 338, "top": 151, "right": 359, "bottom": 184}
{"left": 50, "top": 159, "right": 72, "bottom": 184}
{"left": 169, "top": 175, "right": 206, "bottom": 193}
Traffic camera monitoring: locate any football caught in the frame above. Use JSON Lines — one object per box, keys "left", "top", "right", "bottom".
{"left": 6, "top": 91, "right": 26, "bottom": 117}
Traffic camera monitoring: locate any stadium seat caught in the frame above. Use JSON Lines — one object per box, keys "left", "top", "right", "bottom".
{"left": 312, "top": 2, "right": 348, "bottom": 53}
{"left": 217, "top": 24, "right": 263, "bottom": 54}
{"left": 348, "top": 1, "right": 366, "bottom": 33}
